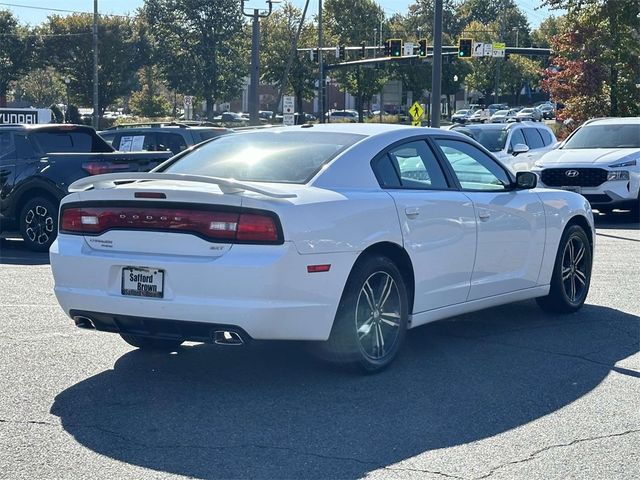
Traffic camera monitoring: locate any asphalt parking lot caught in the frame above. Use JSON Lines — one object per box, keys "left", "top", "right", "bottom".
{"left": 0, "top": 212, "right": 638, "bottom": 480}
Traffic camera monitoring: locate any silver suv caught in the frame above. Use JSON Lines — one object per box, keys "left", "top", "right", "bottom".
{"left": 449, "top": 122, "right": 558, "bottom": 172}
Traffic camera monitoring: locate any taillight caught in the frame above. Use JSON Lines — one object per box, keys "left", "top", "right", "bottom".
{"left": 60, "top": 205, "right": 282, "bottom": 244}
{"left": 82, "top": 161, "right": 131, "bottom": 175}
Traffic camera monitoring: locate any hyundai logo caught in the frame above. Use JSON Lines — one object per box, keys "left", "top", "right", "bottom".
{"left": 565, "top": 170, "right": 580, "bottom": 178}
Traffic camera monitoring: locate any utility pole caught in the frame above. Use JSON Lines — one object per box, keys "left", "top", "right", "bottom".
{"left": 430, "top": 0, "right": 443, "bottom": 127}
{"left": 92, "top": 0, "right": 99, "bottom": 129}
{"left": 242, "top": 1, "right": 279, "bottom": 126}
{"left": 318, "top": 0, "right": 325, "bottom": 123}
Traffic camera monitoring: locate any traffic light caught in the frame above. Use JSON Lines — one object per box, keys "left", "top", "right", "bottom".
{"left": 389, "top": 39, "right": 403, "bottom": 57}
{"left": 360, "top": 41, "right": 366, "bottom": 58}
{"left": 418, "top": 38, "right": 427, "bottom": 58}
{"left": 458, "top": 38, "right": 473, "bottom": 58}
{"left": 339, "top": 45, "right": 346, "bottom": 60}
{"left": 384, "top": 40, "right": 391, "bottom": 56}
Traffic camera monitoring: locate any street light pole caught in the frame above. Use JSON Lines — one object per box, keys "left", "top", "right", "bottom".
{"left": 63, "top": 76, "right": 70, "bottom": 123}
{"left": 92, "top": 0, "right": 99, "bottom": 129}
{"left": 241, "top": 1, "right": 279, "bottom": 126}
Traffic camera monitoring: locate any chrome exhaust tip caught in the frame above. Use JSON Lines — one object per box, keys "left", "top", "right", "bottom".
{"left": 213, "top": 330, "right": 244, "bottom": 346}
{"left": 74, "top": 316, "right": 95, "bottom": 330}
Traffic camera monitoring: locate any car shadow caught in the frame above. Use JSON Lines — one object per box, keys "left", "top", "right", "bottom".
{"left": 50, "top": 302, "right": 639, "bottom": 479}
{"left": 0, "top": 238, "right": 50, "bottom": 265}
{"left": 593, "top": 210, "right": 639, "bottom": 230}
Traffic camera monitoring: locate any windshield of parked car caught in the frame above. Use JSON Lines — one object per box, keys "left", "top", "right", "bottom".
{"left": 453, "top": 127, "right": 508, "bottom": 152}
{"left": 163, "top": 131, "right": 364, "bottom": 183}
{"left": 519, "top": 108, "right": 533, "bottom": 114}
{"left": 455, "top": 109, "right": 469, "bottom": 114}
{"left": 563, "top": 124, "right": 640, "bottom": 149}
{"left": 494, "top": 110, "right": 509, "bottom": 116}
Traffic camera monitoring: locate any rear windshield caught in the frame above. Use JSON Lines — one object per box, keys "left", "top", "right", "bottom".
{"left": 163, "top": 130, "right": 364, "bottom": 183}
{"left": 563, "top": 124, "right": 640, "bottom": 149}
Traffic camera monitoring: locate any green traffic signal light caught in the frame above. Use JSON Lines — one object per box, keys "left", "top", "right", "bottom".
{"left": 458, "top": 38, "right": 473, "bottom": 58}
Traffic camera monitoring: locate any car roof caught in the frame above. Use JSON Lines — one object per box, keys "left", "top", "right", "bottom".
{"left": 256, "top": 123, "right": 423, "bottom": 137}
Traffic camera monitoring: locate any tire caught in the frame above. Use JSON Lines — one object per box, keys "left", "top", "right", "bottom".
{"left": 120, "top": 334, "right": 183, "bottom": 351}
{"left": 19, "top": 196, "right": 58, "bottom": 252}
{"left": 536, "top": 224, "right": 592, "bottom": 314}
{"left": 316, "top": 254, "right": 409, "bottom": 372}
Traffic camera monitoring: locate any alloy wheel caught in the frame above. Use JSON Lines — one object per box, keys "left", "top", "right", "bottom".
{"left": 24, "top": 205, "right": 54, "bottom": 245}
{"left": 561, "top": 235, "right": 588, "bottom": 303}
{"left": 355, "top": 271, "right": 402, "bottom": 360}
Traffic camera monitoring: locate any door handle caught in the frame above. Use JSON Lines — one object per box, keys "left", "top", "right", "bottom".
{"left": 405, "top": 207, "right": 420, "bottom": 218}
{"left": 478, "top": 210, "right": 491, "bottom": 221}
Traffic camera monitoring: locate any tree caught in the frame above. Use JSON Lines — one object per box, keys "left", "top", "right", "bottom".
{"left": 543, "top": 0, "right": 640, "bottom": 117}
{"left": 12, "top": 67, "right": 65, "bottom": 107}
{"left": 129, "top": 66, "right": 171, "bottom": 117}
{"left": 143, "top": 0, "right": 248, "bottom": 119}
{"left": 41, "top": 13, "right": 142, "bottom": 121}
{"left": 501, "top": 55, "right": 542, "bottom": 106}
{"left": 531, "top": 15, "right": 565, "bottom": 48}
{"left": 0, "top": 10, "right": 36, "bottom": 107}
{"left": 261, "top": 2, "right": 316, "bottom": 115}
{"left": 324, "top": 0, "right": 388, "bottom": 121}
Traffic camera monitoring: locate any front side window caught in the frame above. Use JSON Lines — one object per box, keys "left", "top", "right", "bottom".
{"left": 537, "top": 129, "right": 554, "bottom": 146}
{"left": 163, "top": 131, "right": 364, "bottom": 183}
{"left": 435, "top": 138, "right": 511, "bottom": 191}
{"left": 0, "top": 132, "right": 15, "bottom": 163}
{"left": 508, "top": 129, "right": 526, "bottom": 152}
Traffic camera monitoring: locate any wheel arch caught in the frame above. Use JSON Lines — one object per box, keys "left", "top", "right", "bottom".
{"left": 355, "top": 241, "right": 416, "bottom": 314}
{"left": 566, "top": 214, "right": 594, "bottom": 251}
{"left": 15, "top": 185, "right": 62, "bottom": 219}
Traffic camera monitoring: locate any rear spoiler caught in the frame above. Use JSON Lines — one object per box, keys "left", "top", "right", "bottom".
{"left": 68, "top": 172, "right": 297, "bottom": 198}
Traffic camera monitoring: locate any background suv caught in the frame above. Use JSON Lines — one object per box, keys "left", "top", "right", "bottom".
{"left": 99, "top": 122, "right": 231, "bottom": 155}
{"left": 534, "top": 117, "right": 640, "bottom": 216}
{"left": 450, "top": 122, "right": 558, "bottom": 172}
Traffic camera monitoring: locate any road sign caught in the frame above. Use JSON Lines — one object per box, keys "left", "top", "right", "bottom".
{"left": 492, "top": 42, "right": 506, "bottom": 57}
{"left": 404, "top": 42, "right": 414, "bottom": 57}
{"left": 472, "top": 42, "right": 484, "bottom": 57}
{"left": 409, "top": 101, "right": 424, "bottom": 126}
{"left": 283, "top": 114, "right": 295, "bottom": 126}
{"left": 183, "top": 95, "right": 193, "bottom": 108}
{"left": 483, "top": 43, "right": 493, "bottom": 57}
{"left": 283, "top": 95, "right": 295, "bottom": 114}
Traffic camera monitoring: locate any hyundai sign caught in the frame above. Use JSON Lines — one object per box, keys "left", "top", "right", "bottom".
{"left": 0, "top": 108, "right": 52, "bottom": 125}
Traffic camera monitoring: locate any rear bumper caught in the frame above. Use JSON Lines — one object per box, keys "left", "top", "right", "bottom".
{"left": 51, "top": 234, "right": 358, "bottom": 341}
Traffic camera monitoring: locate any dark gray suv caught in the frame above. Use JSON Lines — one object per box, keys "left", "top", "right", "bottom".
{"left": 99, "top": 122, "right": 231, "bottom": 155}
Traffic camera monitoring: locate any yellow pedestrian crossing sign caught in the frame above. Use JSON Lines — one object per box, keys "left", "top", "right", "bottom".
{"left": 409, "top": 101, "right": 424, "bottom": 126}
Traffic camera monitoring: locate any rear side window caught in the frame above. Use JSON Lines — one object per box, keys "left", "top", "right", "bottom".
{"left": 30, "top": 131, "right": 93, "bottom": 153}
{"left": 522, "top": 128, "right": 544, "bottom": 149}
{"left": 196, "top": 130, "right": 228, "bottom": 142}
{"left": 164, "top": 131, "right": 363, "bottom": 183}
{"left": 385, "top": 141, "right": 448, "bottom": 189}
{"left": 157, "top": 133, "right": 188, "bottom": 154}
{"left": 537, "top": 128, "right": 554, "bottom": 146}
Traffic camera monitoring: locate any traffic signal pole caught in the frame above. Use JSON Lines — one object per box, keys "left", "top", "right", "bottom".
{"left": 318, "top": 0, "right": 325, "bottom": 123}
{"left": 430, "top": 0, "right": 443, "bottom": 128}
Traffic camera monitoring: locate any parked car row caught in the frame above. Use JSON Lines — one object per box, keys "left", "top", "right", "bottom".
{"left": 452, "top": 102, "right": 556, "bottom": 125}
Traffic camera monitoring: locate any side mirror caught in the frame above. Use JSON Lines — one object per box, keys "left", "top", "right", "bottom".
{"left": 516, "top": 171, "right": 538, "bottom": 189}
{"left": 512, "top": 143, "right": 530, "bottom": 156}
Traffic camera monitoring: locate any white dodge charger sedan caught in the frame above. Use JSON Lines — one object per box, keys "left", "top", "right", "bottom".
{"left": 51, "top": 124, "right": 595, "bottom": 371}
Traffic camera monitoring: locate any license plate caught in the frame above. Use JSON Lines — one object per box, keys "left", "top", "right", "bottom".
{"left": 560, "top": 186, "right": 582, "bottom": 194}
{"left": 121, "top": 267, "right": 164, "bottom": 298}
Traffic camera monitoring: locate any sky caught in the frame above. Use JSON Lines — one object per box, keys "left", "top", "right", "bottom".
{"left": 1, "top": 0, "right": 555, "bottom": 27}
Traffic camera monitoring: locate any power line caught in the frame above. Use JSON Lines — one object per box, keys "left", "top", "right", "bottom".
{"left": 0, "top": 2, "right": 134, "bottom": 18}
{"left": 0, "top": 31, "right": 91, "bottom": 37}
